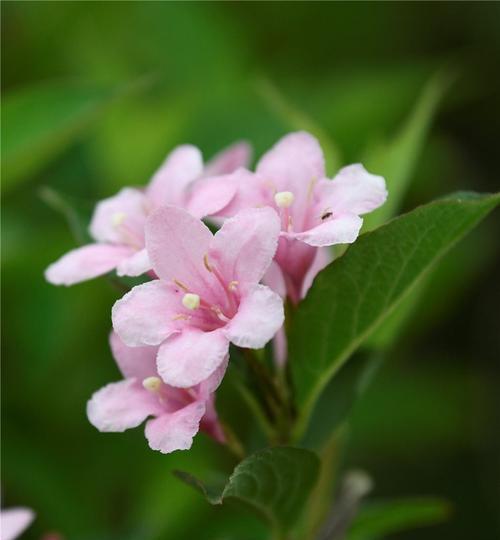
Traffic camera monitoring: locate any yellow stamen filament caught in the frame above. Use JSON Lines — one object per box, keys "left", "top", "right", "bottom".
{"left": 307, "top": 177, "right": 317, "bottom": 201}
{"left": 173, "top": 279, "right": 190, "bottom": 292}
{"left": 172, "top": 313, "right": 190, "bottom": 321}
{"left": 203, "top": 254, "right": 213, "bottom": 272}
{"left": 228, "top": 280, "right": 239, "bottom": 291}
{"left": 142, "top": 376, "right": 161, "bottom": 393}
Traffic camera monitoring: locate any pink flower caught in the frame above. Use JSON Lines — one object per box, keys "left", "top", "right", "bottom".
{"left": 112, "top": 206, "right": 284, "bottom": 388}
{"left": 87, "top": 332, "right": 226, "bottom": 453}
{"left": 0, "top": 507, "right": 34, "bottom": 540}
{"left": 215, "top": 132, "right": 387, "bottom": 303}
{"left": 45, "top": 142, "right": 251, "bottom": 286}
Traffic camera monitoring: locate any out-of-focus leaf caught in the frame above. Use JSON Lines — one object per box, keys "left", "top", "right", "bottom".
{"left": 255, "top": 77, "right": 342, "bottom": 174}
{"left": 363, "top": 71, "right": 452, "bottom": 231}
{"left": 2, "top": 80, "right": 142, "bottom": 191}
{"left": 289, "top": 192, "right": 500, "bottom": 439}
{"left": 38, "top": 186, "right": 92, "bottom": 244}
{"left": 347, "top": 497, "right": 450, "bottom": 540}
{"left": 175, "top": 446, "right": 320, "bottom": 535}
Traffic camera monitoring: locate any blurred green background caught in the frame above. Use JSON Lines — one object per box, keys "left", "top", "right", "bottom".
{"left": 2, "top": 2, "right": 499, "bottom": 539}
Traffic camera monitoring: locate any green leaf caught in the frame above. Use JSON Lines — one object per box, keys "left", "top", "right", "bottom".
{"left": 255, "top": 77, "right": 342, "bottom": 174}
{"left": 175, "top": 446, "right": 320, "bottom": 534}
{"left": 363, "top": 71, "right": 452, "bottom": 231}
{"left": 348, "top": 498, "right": 450, "bottom": 540}
{"left": 301, "top": 351, "right": 382, "bottom": 450}
{"left": 2, "top": 80, "right": 144, "bottom": 191}
{"left": 290, "top": 191, "right": 500, "bottom": 439}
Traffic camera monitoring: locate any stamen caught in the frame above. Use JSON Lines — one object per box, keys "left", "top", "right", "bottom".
{"left": 182, "top": 293, "right": 201, "bottom": 310}
{"left": 203, "top": 254, "right": 212, "bottom": 272}
{"left": 274, "top": 191, "right": 295, "bottom": 208}
{"left": 142, "top": 376, "right": 161, "bottom": 393}
{"left": 228, "top": 280, "right": 239, "bottom": 291}
{"left": 211, "top": 306, "right": 230, "bottom": 323}
{"left": 172, "top": 313, "right": 190, "bottom": 321}
{"left": 111, "top": 212, "right": 127, "bottom": 227}
{"left": 173, "top": 279, "right": 190, "bottom": 292}
{"left": 307, "top": 177, "right": 317, "bottom": 201}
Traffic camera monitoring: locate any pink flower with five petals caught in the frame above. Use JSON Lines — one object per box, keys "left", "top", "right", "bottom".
{"left": 87, "top": 332, "right": 226, "bottom": 454}
{"left": 45, "top": 142, "right": 251, "bottom": 286}
{"left": 215, "top": 132, "right": 387, "bottom": 303}
{"left": 112, "top": 206, "right": 284, "bottom": 388}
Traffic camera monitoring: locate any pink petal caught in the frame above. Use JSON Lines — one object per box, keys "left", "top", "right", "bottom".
{"left": 87, "top": 379, "right": 163, "bottom": 432}
{"left": 288, "top": 213, "right": 363, "bottom": 247}
{"left": 145, "top": 401, "right": 206, "bottom": 454}
{"left": 89, "top": 188, "right": 148, "bottom": 244}
{"left": 203, "top": 141, "right": 252, "bottom": 177}
{"left": 263, "top": 261, "right": 287, "bottom": 298}
{"left": 301, "top": 246, "right": 333, "bottom": 297}
{"left": 200, "top": 394, "right": 226, "bottom": 443}
{"left": 186, "top": 175, "right": 238, "bottom": 219}
{"left": 145, "top": 206, "right": 215, "bottom": 295}
{"left": 146, "top": 145, "right": 203, "bottom": 207}
{"left": 257, "top": 131, "right": 325, "bottom": 227}
{"left": 157, "top": 329, "right": 229, "bottom": 388}
{"left": 209, "top": 207, "right": 281, "bottom": 287}
{"left": 319, "top": 164, "right": 387, "bottom": 215}
{"left": 198, "top": 354, "right": 229, "bottom": 397}
{"left": 209, "top": 168, "right": 268, "bottom": 218}
{"left": 224, "top": 284, "right": 284, "bottom": 348}
{"left": 0, "top": 508, "right": 34, "bottom": 540}
{"left": 112, "top": 280, "right": 181, "bottom": 347}
{"left": 45, "top": 244, "right": 133, "bottom": 286}
{"left": 109, "top": 331, "right": 157, "bottom": 380}
{"left": 116, "top": 248, "right": 151, "bottom": 277}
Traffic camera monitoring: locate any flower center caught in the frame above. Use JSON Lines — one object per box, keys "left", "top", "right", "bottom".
{"left": 171, "top": 255, "right": 239, "bottom": 331}
{"left": 110, "top": 212, "right": 143, "bottom": 249}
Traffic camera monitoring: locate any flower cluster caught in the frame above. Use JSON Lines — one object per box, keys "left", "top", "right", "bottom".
{"left": 46, "top": 131, "right": 387, "bottom": 454}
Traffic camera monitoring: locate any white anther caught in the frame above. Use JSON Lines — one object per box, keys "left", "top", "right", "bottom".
{"left": 182, "top": 293, "right": 201, "bottom": 310}
{"left": 142, "top": 376, "right": 162, "bottom": 392}
{"left": 274, "top": 191, "right": 295, "bottom": 208}
{"left": 111, "top": 212, "right": 127, "bottom": 227}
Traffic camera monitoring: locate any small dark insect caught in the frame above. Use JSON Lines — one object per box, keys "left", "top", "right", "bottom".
{"left": 321, "top": 211, "right": 333, "bottom": 221}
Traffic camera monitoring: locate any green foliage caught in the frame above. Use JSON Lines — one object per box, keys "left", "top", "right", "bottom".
{"left": 290, "top": 192, "right": 500, "bottom": 439}
{"left": 256, "top": 77, "right": 342, "bottom": 174}
{"left": 2, "top": 82, "right": 122, "bottom": 191}
{"left": 175, "top": 447, "right": 320, "bottom": 535}
{"left": 348, "top": 498, "right": 450, "bottom": 540}
{"left": 363, "top": 71, "right": 452, "bottom": 230}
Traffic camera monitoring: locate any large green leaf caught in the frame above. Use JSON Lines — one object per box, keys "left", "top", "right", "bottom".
{"left": 2, "top": 81, "right": 137, "bottom": 190}
{"left": 347, "top": 498, "right": 450, "bottom": 540}
{"left": 175, "top": 446, "right": 320, "bottom": 535}
{"left": 289, "top": 192, "right": 500, "bottom": 438}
